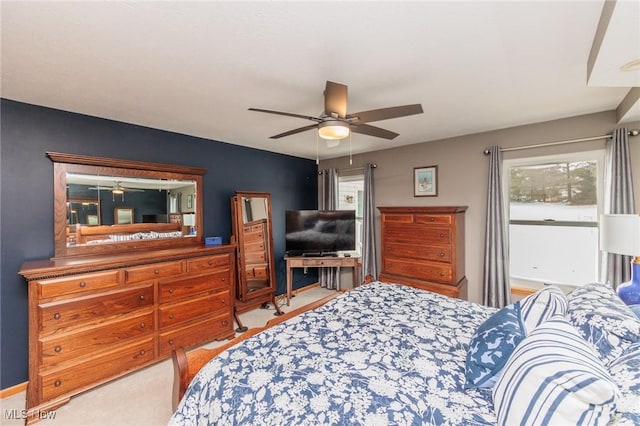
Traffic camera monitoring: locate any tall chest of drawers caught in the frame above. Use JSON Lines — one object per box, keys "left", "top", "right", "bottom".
{"left": 19, "top": 245, "right": 235, "bottom": 422}
{"left": 378, "top": 206, "right": 467, "bottom": 299}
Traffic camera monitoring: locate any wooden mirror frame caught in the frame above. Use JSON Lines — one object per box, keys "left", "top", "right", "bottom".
{"left": 231, "top": 191, "right": 283, "bottom": 326}
{"left": 49, "top": 152, "right": 206, "bottom": 259}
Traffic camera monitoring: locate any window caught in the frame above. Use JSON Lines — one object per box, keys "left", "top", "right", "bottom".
{"left": 504, "top": 150, "right": 605, "bottom": 288}
{"left": 338, "top": 174, "right": 364, "bottom": 254}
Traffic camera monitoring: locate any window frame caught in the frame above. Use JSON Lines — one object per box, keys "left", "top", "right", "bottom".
{"left": 338, "top": 173, "right": 364, "bottom": 255}
{"left": 502, "top": 149, "right": 606, "bottom": 288}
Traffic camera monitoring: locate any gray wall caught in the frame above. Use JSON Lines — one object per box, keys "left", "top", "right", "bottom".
{"left": 320, "top": 110, "right": 640, "bottom": 304}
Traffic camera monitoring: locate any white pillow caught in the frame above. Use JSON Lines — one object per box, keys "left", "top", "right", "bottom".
{"left": 493, "top": 315, "right": 619, "bottom": 426}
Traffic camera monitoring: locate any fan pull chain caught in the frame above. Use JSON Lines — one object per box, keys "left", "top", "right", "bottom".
{"left": 349, "top": 133, "right": 353, "bottom": 165}
{"left": 316, "top": 132, "right": 319, "bottom": 165}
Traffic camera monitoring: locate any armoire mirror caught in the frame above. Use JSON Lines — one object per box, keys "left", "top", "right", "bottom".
{"left": 231, "top": 191, "right": 283, "bottom": 330}
{"left": 49, "top": 152, "right": 206, "bottom": 259}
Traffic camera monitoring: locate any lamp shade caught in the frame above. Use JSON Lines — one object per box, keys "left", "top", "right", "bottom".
{"left": 318, "top": 120, "right": 350, "bottom": 140}
{"left": 182, "top": 213, "right": 195, "bottom": 227}
{"left": 600, "top": 214, "right": 640, "bottom": 256}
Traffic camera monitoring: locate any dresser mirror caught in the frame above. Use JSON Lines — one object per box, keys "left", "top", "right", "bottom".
{"left": 231, "top": 191, "right": 282, "bottom": 329}
{"left": 49, "top": 152, "right": 206, "bottom": 258}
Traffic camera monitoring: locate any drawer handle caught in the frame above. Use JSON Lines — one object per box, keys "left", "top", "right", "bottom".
{"left": 438, "top": 252, "right": 445, "bottom": 257}
{"left": 221, "top": 277, "right": 225, "bottom": 282}
{"left": 208, "top": 260, "right": 214, "bottom": 265}
{"left": 139, "top": 295, "right": 145, "bottom": 301}
{"left": 139, "top": 350, "right": 145, "bottom": 356}
{"left": 140, "top": 322, "right": 146, "bottom": 328}
{"left": 53, "top": 313, "right": 61, "bottom": 320}
{"left": 168, "top": 288, "right": 174, "bottom": 294}
{"left": 440, "top": 233, "right": 445, "bottom": 238}
{"left": 79, "top": 281, "right": 87, "bottom": 288}
{"left": 222, "top": 320, "right": 229, "bottom": 326}
{"left": 430, "top": 217, "right": 435, "bottom": 222}
{"left": 54, "top": 380, "right": 61, "bottom": 387}
{"left": 154, "top": 269, "right": 160, "bottom": 274}
{"left": 221, "top": 299, "right": 227, "bottom": 305}
{"left": 439, "top": 272, "right": 445, "bottom": 276}
{"left": 169, "top": 314, "right": 174, "bottom": 320}
{"left": 54, "top": 346, "right": 62, "bottom": 353}
{"left": 169, "top": 339, "right": 174, "bottom": 345}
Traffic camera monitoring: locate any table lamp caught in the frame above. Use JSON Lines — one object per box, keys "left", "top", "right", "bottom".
{"left": 600, "top": 214, "right": 640, "bottom": 305}
{"left": 183, "top": 213, "right": 196, "bottom": 236}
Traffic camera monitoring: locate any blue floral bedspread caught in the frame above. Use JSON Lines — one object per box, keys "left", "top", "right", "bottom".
{"left": 169, "top": 282, "right": 498, "bottom": 426}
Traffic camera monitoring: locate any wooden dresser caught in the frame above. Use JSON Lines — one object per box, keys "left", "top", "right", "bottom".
{"left": 378, "top": 206, "right": 467, "bottom": 299}
{"left": 19, "top": 245, "right": 235, "bottom": 421}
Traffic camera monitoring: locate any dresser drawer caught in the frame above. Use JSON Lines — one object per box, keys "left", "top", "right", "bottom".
{"left": 246, "top": 265, "right": 268, "bottom": 279}
{"left": 245, "top": 240, "right": 266, "bottom": 253}
{"left": 244, "top": 231, "right": 265, "bottom": 244}
{"left": 159, "top": 271, "right": 229, "bottom": 303}
{"left": 384, "top": 258, "right": 453, "bottom": 283}
{"left": 384, "top": 242, "right": 451, "bottom": 263}
{"left": 414, "top": 214, "right": 452, "bottom": 225}
{"left": 383, "top": 224, "right": 451, "bottom": 244}
{"left": 383, "top": 214, "right": 414, "bottom": 223}
{"left": 39, "top": 337, "right": 154, "bottom": 401}
{"left": 159, "top": 313, "right": 233, "bottom": 356}
{"left": 39, "top": 311, "right": 154, "bottom": 368}
{"left": 159, "top": 291, "right": 231, "bottom": 328}
{"left": 244, "top": 223, "right": 265, "bottom": 233}
{"left": 124, "top": 260, "right": 184, "bottom": 284}
{"left": 38, "top": 270, "right": 120, "bottom": 299}
{"left": 245, "top": 251, "right": 267, "bottom": 263}
{"left": 39, "top": 285, "right": 153, "bottom": 334}
{"left": 187, "top": 254, "right": 230, "bottom": 273}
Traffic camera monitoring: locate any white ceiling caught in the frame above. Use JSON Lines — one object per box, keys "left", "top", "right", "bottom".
{"left": 2, "top": 1, "right": 639, "bottom": 161}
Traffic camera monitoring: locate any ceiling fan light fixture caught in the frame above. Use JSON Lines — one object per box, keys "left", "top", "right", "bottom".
{"left": 112, "top": 188, "right": 124, "bottom": 195}
{"left": 318, "top": 120, "right": 350, "bottom": 140}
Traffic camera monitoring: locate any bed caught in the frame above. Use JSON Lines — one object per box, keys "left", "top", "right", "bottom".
{"left": 169, "top": 281, "right": 640, "bottom": 426}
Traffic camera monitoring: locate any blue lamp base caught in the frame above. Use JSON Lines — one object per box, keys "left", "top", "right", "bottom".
{"left": 617, "top": 261, "right": 640, "bottom": 305}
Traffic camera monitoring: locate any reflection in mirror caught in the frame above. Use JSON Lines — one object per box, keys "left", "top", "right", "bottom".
{"left": 65, "top": 173, "right": 197, "bottom": 248}
{"left": 49, "top": 152, "right": 206, "bottom": 258}
{"left": 68, "top": 199, "right": 100, "bottom": 225}
{"left": 242, "top": 196, "right": 268, "bottom": 223}
{"left": 114, "top": 208, "right": 134, "bottom": 224}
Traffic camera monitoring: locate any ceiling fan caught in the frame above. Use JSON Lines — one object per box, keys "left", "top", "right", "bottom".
{"left": 89, "top": 181, "right": 144, "bottom": 201}
{"left": 249, "top": 81, "right": 423, "bottom": 141}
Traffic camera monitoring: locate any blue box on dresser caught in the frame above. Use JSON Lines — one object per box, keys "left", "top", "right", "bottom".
{"left": 205, "top": 237, "right": 222, "bottom": 246}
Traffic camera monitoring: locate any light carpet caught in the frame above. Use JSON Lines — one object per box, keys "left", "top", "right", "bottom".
{"left": 1, "top": 286, "right": 336, "bottom": 425}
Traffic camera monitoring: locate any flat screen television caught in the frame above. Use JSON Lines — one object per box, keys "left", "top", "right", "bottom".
{"left": 285, "top": 210, "right": 356, "bottom": 256}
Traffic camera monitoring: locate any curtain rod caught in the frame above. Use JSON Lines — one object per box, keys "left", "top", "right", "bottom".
{"left": 483, "top": 129, "right": 640, "bottom": 155}
{"left": 317, "top": 164, "right": 377, "bottom": 175}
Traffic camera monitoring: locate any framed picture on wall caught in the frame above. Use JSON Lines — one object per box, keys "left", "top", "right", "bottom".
{"left": 187, "top": 194, "right": 193, "bottom": 209}
{"left": 414, "top": 165, "right": 438, "bottom": 197}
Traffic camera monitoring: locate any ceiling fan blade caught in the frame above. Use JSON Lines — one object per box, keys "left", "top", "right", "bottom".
{"left": 249, "top": 108, "right": 322, "bottom": 123}
{"left": 270, "top": 124, "right": 319, "bottom": 139}
{"left": 347, "top": 104, "right": 423, "bottom": 124}
{"left": 350, "top": 123, "right": 399, "bottom": 140}
{"left": 324, "top": 81, "right": 348, "bottom": 118}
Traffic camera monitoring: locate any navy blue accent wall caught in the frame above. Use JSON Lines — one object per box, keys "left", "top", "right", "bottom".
{"left": 0, "top": 99, "right": 319, "bottom": 388}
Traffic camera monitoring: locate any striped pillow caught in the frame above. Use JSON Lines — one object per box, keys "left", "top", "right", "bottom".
{"left": 493, "top": 315, "right": 619, "bottom": 426}
{"left": 464, "top": 286, "right": 567, "bottom": 389}
{"left": 519, "top": 285, "right": 568, "bottom": 332}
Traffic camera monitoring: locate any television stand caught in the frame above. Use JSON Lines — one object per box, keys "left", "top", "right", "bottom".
{"left": 284, "top": 255, "right": 361, "bottom": 306}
